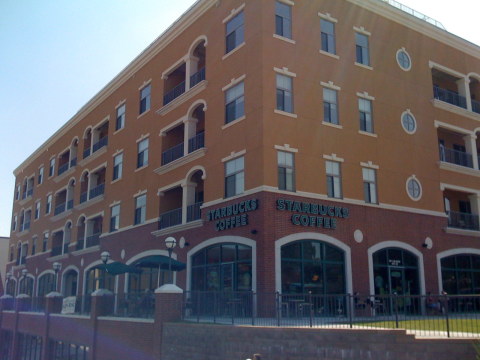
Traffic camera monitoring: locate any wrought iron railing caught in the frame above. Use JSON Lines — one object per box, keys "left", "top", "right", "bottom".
{"left": 433, "top": 86, "right": 467, "bottom": 109}
{"left": 58, "top": 162, "right": 69, "bottom": 176}
{"left": 162, "top": 142, "right": 184, "bottom": 165}
{"left": 89, "top": 183, "right": 105, "bottom": 200}
{"left": 190, "top": 67, "right": 206, "bottom": 88}
{"left": 86, "top": 233, "right": 100, "bottom": 248}
{"left": 54, "top": 202, "right": 66, "bottom": 216}
{"left": 447, "top": 210, "right": 480, "bottom": 231}
{"left": 188, "top": 131, "right": 205, "bottom": 153}
{"left": 163, "top": 81, "right": 186, "bottom": 105}
{"left": 439, "top": 145, "right": 473, "bottom": 168}
{"left": 159, "top": 208, "right": 182, "bottom": 229}
{"left": 92, "top": 136, "right": 108, "bottom": 153}
{"left": 112, "top": 291, "right": 155, "bottom": 319}
{"left": 187, "top": 202, "right": 202, "bottom": 222}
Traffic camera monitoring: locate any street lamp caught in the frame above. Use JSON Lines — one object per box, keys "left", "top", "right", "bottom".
{"left": 165, "top": 237, "right": 177, "bottom": 284}
{"left": 100, "top": 251, "right": 111, "bottom": 289}
{"left": 52, "top": 262, "right": 62, "bottom": 293}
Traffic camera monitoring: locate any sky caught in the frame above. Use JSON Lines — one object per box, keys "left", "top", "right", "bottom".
{"left": 0, "top": 0, "right": 479, "bottom": 237}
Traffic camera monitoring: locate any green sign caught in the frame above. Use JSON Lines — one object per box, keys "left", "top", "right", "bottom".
{"left": 276, "top": 199, "right": 349, "bottom": 230}
{"left": 207, "top": 199, "right": 259, "bottom": 231}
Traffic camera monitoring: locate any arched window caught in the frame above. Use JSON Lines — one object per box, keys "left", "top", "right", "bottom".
{"left": 191, "top": 243, "right": 252, "bottom": 292}
{"left": 18, "top": 276, "right": 34, "bottom": 296}
{"left": 85, "top": 267, "right": 115, "bottom": 294}
{"left": 63, "top": 270, "right": 78, "bottom": 296}
{"left": 281, "top": 240, "right": 345, "bottom": 295}
{"left": 441, "top": 254, "right": 480, "bottom": 295}
{"left": 38, "top": 273, "right": 55, "bottom": 297}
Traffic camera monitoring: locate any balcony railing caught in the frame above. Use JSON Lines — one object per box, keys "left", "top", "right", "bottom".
{"left": 447, "top": 210, "right": 480, "bottom": 231}
{"left": 188, "top": 131, "right": 205, "bottom": 153}
{"left": 472, "top": 99, "right": 480, "bottom": 114}
{"left": 22, "top": 221, "right": 31, "bottom": 232}
{"left": 93, "top": 136, "right": 108, "bottom": 153}
{"left": 187, "top": 202, "right": 202, "bottom": 222}
{"left": 83, "top": 148, "right": 91, "bottom": 159}
{"left": 433, "top": 86, "right": 467, "bottom": 109}
{"left": 58, "top": 162, "right": 69, "bottom": 176}
{"left": 51, "top": 246, "right": 63, "bottom": 257}
{"left": 439, "top": 145, "right": 473, "bottom": 168}
{"left": 63, "top": 242, "right": 70, "bottom": 254}
{"left": 70, "top": 157, "right": 77, "bottom": 167}
{"left": 159, "top": 208, "right": 182, "bottom": 229}
{"left": 190, "top": 67, "right": 206, "bottom": 88}
{"left": 26, "top": 188, "right": 33, "bottom": 198}
{"left": 163, "top": 81, "right": 186, "bottom": 105}
{"left": 67, "top": 199, "right": 74, "bottom": 210}
{"left": 54, "top": 202, "right": 66, "bottom": 216}
{"left": 76, "top": 238, "right": 85, "bottom": 251}
{"left": 80, "top": 191, "right": 88, "bottom": 204}
{"left": 86, "top": 233, "right": 101, "bottom": 248}
{"left": 89, "top": 183, "right": 105, "bottom": 200}
{"left": 162, "top": 143, "right": 184, "bottom": 165}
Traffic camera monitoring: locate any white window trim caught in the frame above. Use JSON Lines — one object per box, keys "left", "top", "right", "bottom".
{"left": 136, "top": 134, "right": 150, "bottom": 143}
{"left": 86, "top": 210, "right": 105, "bottom": 222}
{"left": 360, "top": 161, "right": 380, "bottom": 170}
{"left": 222, "top": 149, "right": 246, "bottom": 163}
{"left": 428, "top": 61, "right": 466, "bottom": 79}
{"left": 90, "top": 161, "right": 108, "bottom": 175}
{"left": 278, "top": 0, "right": 294, "bottom": 6}
{"left": 319, "top": 50, "right": 340, "bottom": 60}
{"left": 396, "top": 47, "right": 412, "bottom": 71}
{"left": 323, "top": 154, "right": 344, "bottom": 162}
{"left": 221, "top": 115, "right": 246, "bottom": 130}
{"left": 109, "top": 200, "right": 121, "bottom": 208}
{"left": 93, "top": 115, "right": 110, "bottom": 131}
{"left": 223, "top": 3, "right": 245, "bottom": 24}
{"left": 222, "top": 74, "right": 247, "bottom": 92}
{"left": 273, "top": 34, "right": 296, "bottom": 44}
{"left": 116, "top": 99, "right": 126, "bottom": 109}
{"left": 222, "top": 42, "right": 246, "bottom": 61}
{"left": 274, "top": 144, "right": 298, "bottom": 153}
{"left": 318, "top": 12, "right": 337, "bottom": 22}
{"left": 133, "top": 189, "right": 147, "bottom": 198}
{"left": 358, "top": 130, "right": 378, "bottom": 138}
{"left": 353, "top": 26, "right": 371, "bottom": 36}
{"left": 406, "top": 175, "right": 423, "bottom": 201}
{"left": 434, "top": 120, "right": 473, "bottom": 136}
{"left": 322, "top": 122, "right": 343, "bottom": 130}
{"left": 357, "top": 91, "right": 375, "bottom": 101}
{"left": 112, "top": 149, "right": 124, "bottom": 157}
{"left": 440, "top": 183, "right": 480, "bottom": 196}
{"left": 162, "top": 58, "right": 187, "bottom": 80}
{"left": 274, "top": 109, "right": 298, "bottom": 118}
{"left": 321, "top": 81, "right": 341, "bottom": 91}
{"left": 274, "top": 67, "right": 297, "bottom": 78}
{"left": 401, "top": 109, "right": 417, "bottom": 135}
{"left": 138, "top": 79, "right": 152, "bottom": 91}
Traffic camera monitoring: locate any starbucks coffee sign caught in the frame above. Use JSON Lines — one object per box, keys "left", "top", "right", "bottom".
{"left": 207, "top": 199, "right": 259, "bottom": 231}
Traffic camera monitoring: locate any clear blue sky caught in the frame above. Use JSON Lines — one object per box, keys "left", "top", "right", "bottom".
{"left": 0, "top": 0, "right": 478, "bottom": 237}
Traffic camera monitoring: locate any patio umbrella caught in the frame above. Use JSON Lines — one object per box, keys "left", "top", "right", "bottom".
{"left": 103, "top": 261, "right": 143, "bottom": 275}
{"left": 134, "top": 255, "right": 186, "bottom": 271}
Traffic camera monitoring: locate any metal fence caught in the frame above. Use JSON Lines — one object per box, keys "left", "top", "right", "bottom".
{"left": 181, "top": 292, "right": 480, "bottom": 338}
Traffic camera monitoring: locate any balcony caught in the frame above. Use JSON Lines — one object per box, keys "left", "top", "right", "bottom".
{"left": 439, "top": 145, "right": 473, "bottom": 168}
{"left": 51, "top": 246, "right": 63, "bottom": 257}
{"left": 80, "top": 192, "right": 88, "bottom": 204}
{"left": 76, "top": 238, "right": 85, "bottom": 251}
{"left": 433, "top": 86, "right": 467, "bottom": 109}
{"left": 86, "top": 233, "right": 100, "bottom": 248}
{"left": 190, "top": 67, "right": 206, "bottom": 88}
{"left": 158, "top": 208, "right": 182, "bottom": 230}
{"left": 162, "top": 143, "right": 184, "bottom": 165}
{"left": 54, "top": 202, "right": 66, "bottom": 216}
{"left": 92, "top": 136, "right": 108, "bottom": 153}
{"left": 472, "top": 99, "right": 480, "bottom": 114}
{"left": 447, "top": 211, "right": 480, "bottom": 231}
{"left": 188, "top": 132, "right": 205, "bottom": 153}
{"left": 67, "top": 199, "right": 74, "bottom": 210}
{"left": 89, "top": 183, "right": 105, "bottom": 200}
{"left": 83, "top": 148, "right": 91, "bottom": 159}
{"left": 58, "top": 163, "right": 69, "bottom": 176}
{"left": 187, "top": 202, "right": 202, "bottom": 222}
{"left": 163, "top": 81, "right": 186, "bottom": 106}
{"left": 70, "top": 157, "right": 77, "bottom": 167}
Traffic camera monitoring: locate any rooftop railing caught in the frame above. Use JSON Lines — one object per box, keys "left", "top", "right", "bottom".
{"left": 378, "top": 0, "right": 445, "bottom": 30}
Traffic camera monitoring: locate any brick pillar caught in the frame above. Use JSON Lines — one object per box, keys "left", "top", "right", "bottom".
{"left": 40, "top": 292, "right": 64, "bottom": 360}
{"left": 90, "top": 289, "right": 114, "bottom": 360}
{"left": 153, "top": 284, "right": 183, "bottom": 360}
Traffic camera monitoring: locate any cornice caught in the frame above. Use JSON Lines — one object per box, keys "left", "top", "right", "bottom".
{"left": 14, "top": 0, "right": 217, "bottom": 176}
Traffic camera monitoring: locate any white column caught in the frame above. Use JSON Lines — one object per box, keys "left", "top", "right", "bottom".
{"left": 464, "top": 134, "right": 479, "bottom": 170}
{"left": 468, "top": 194, "right": 480, "bottom": 231}
{"left": 183, "top": 117, "right": 198, "bottom": 155}
{"left": 457, "top": 77, "right": 471, "bottom": 111}
{"left": 186, "top": 56, "right": 199, "bottom": 91}
{"left": 181, "top": 182, "right": 197, "bottom": 224}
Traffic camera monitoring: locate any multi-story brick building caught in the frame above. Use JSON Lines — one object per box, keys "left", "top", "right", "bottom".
{"left": 2, "top": 0, "right": 480, "bottom": 358}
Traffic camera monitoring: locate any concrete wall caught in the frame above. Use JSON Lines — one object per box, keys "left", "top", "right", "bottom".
{"left": 161, "top": 323, "right": 476, "bottom": 360}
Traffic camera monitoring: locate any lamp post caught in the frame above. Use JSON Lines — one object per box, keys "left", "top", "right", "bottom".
{"left": 100, "top": 251, "right": 111, "bottom": 290}
{"left": 52, "top": 262, "right": 62, "bottom": 293}
{"left": 164, "top": 237, "right": 177, "bottom": 284}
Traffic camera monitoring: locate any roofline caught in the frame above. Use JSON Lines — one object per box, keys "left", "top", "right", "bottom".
{"left": 14, "top": 0, "right": 480, "bottom": 176}
{"left": 14, "top": 0, "right": 216, "bottom": 176}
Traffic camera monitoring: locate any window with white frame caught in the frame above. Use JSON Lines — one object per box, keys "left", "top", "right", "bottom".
{"left": 116, "top": 104, "right": 126, "bottom": 130}
{"left": 323, "top": 88, "right": 338, "bottom": 124}
{"left": 226, "top": 11, "right": 244, "bottom": 54}
{"left": 38, "top": 167, "right": 44, "bottom": 185}
{"left": 358, "top": 98, "right": 373, "bottom": 133}
{"left": 15, "top": 184, "right": 21, "bottom": 200}
{"left": 355, "top": 32, "right": 370, "bottom": 66}
{"left": 362, "top": 168, "right": 377, "bottom": 204}
{"left": 35, "top": 201, "right": 41, "bottom": 220}
{"left": 225, "top": 82, "right": 245, "bottom": 124}
{"left": 32, "top": 237, "right": 37, "bottom": 256}
{"left": 49, "top": 158, "right": 55, "bottom": 177}
{"left": 406, "top": 176, "right": 422, "bottom": 201}
{"left": 42, "top": 233, "right": 48, "bottom": 252}
{"left": 278, "top": 151, "right": 295, "bottom": 191}
{"left": 326, "top": 161, "right": 342, "bottom": 198}
{"left": 275, "top": 1, "right": 292, "bottom": 39}
{"left": 225, "top": 156, "right": 245, "bottom": 198}
{"left": 46, "top": 194, "right": 52, "bottom": 214}
{"left": 320, "top": 19, "right": 336, "bottom": 54}
{"left": 134, "top": 194, "right": 146, "bottom": 225}
{"left": 276, "top": 74, "right": 293, "bottom": 113}
{"left": 12, "top": 215, "right": 17, "bottom": 231}
{"left": 137, "top": 139, "right": 149, "bottom": 168}
{"left": 110, "top": 204, "right": 120, "bottom": 232}
{"left": 139, "top": 85, "right": 151, "bottom": 114}
{"left": 113, "top": 153, "right": 123, "bottom": 180}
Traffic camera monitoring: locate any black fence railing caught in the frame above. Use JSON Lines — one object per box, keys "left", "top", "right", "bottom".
{"left": 433, "top": 86, "right": 467, "bottom": 109}
{"left": 439, "top": 145, "right": 473, "bottom": 168}
{"left": 181, "top": 292, "right": 480, "bottom": 338}
{"left": 111, "top": 291, "right": 155, "bottom": 319}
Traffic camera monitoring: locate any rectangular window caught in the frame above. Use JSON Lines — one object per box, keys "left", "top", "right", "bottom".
{"left": 359, "top": 98, "right": 373, "bottom": 133}
{"left": 326, "top": 161, "right": 342, "bottom": 198}
{"left": 323, "top": 88, "right": 338, "bottom": 124}
{"left": 38, "top": 167, "right": 44, "bottom": 184}
{"left": 32, "top": 237, "right": 37, "bottom": 256}
{"left": 49, "top": 158, "right": 55, "bottom": 177}
{"left": 46, "top": 194, "right": 52, "bottom": 214}
{"left": 15, "top": 185, "right": 21, "bottom": 200}
{"left": 225, "top": 82, "right": 245, "bottom": 123}
{"left": 113, "top": 153, "right": 123, "bottom": 180}
{"left": 226, "top": 11, "right": 244, "bottom": 54}
{"left": 137, "top": 139, "right": 149, "bottom": 168}
{"left": 116, "top": 104, "right": 126, "bottom": 131}
{"left": 225, "top": 156, "right": 245, "bottom": 198}
{"left": 35, "top": 201, "right": 41, "bottom": 220}
{"left": 110, "top": 204, "right": 120, "bottom": 232}
{"left": 363, "top": 168, "right": 377, "bottom": 204}
{"left": 134, "top": 194, "right": 147, "bottom": 225}
{"left": 275, "top": 1, "right": 292, "bottom": 39}
{"left": 355, "top": 33, "right": 370, "bottom": 66}
{"left": 276, "top": 74, "right": 293, "bottom": 113}
{"left": 320, "top": 19, "right": 336, "bottom": 54}
{"left": 42, "top": 234, "right": 48, "bottom": 252}
{"left": 12, "top": 215, "right": 17, "bottom": 231}
{"left": 278, "top": 151, "right": 295, "bottom": 191}
{"left": 139, "top": 85, "right": 151, "bottom": 114}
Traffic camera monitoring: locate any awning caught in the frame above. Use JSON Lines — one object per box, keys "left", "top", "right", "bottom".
{"left": 101, "top": 261, "right": 143, "bottom": 275}
{"left": 135, "top": 255, "right": 186, "bottom": 271}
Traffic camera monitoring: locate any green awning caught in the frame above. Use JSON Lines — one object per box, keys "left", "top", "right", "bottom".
{"left": 135, "top": 255, "right": 186, "bottom": 271}
{"left": 102, "top": 261, "right": 143, "bottom": 275}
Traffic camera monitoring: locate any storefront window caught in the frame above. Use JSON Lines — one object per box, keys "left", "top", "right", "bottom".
{"left": 191, "top": 243, "right": 252, "bottom": 292}
{"left": 281, "top": 240, "right": 345, "bottom": 295}
{"left": 38, "top": 273, "right": 55, "bottom": 297}
{"left": 64, "top": 270, "right": 78, "bottom": 296}
{"left": 441, "top": 254, "right": 480, "bottom": 295}
{"left": 85, "top": 268, "right": 115, "bottom": 294}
